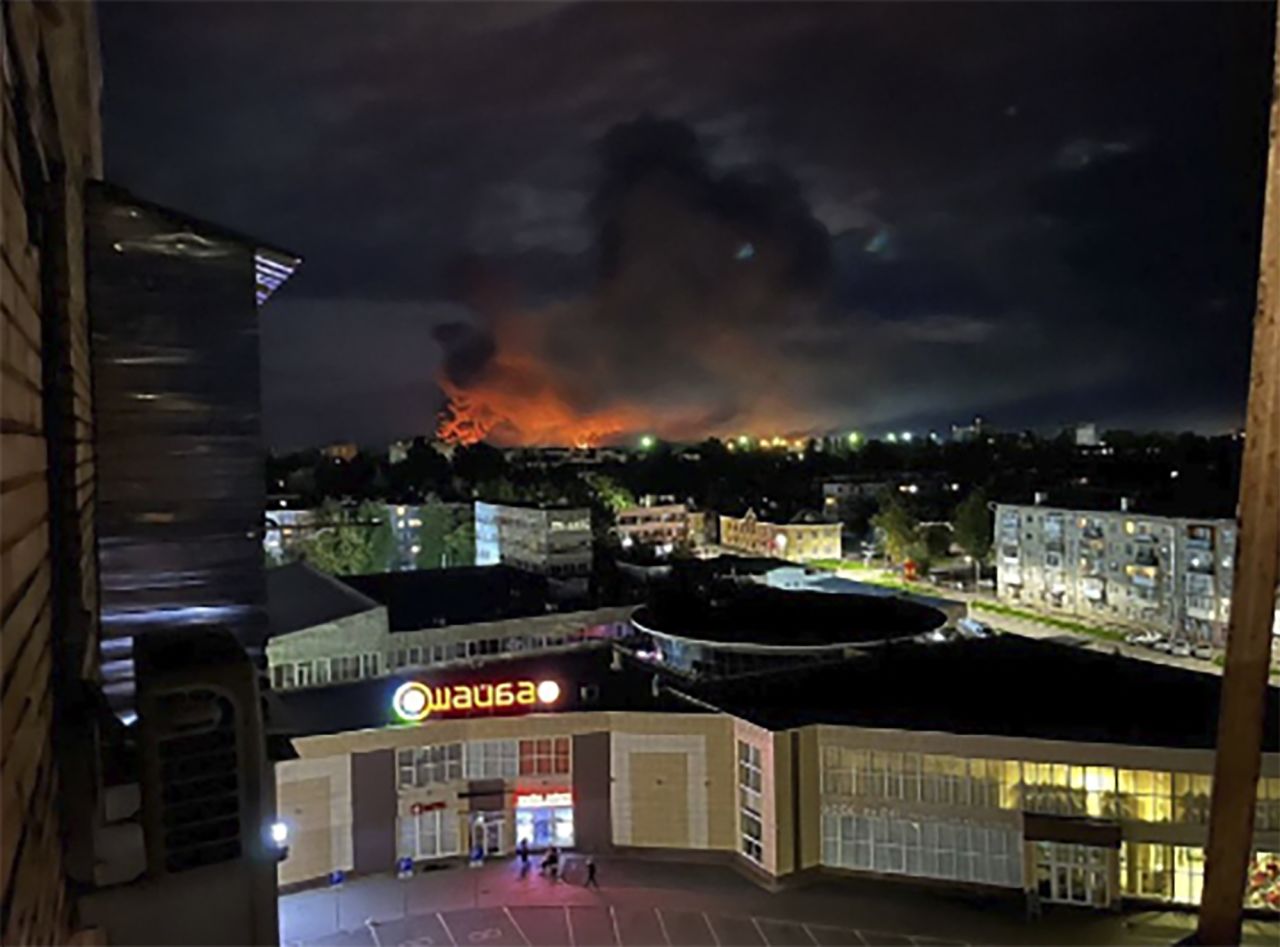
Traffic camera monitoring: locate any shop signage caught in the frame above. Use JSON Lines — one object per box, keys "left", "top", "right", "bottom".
{"left": 514, "top": 791, "right": 573, "bottom": 809}
{"left": 410, "top": 801, "right": 446, "bottom": 815}
{"left": 392, "top": 678, "right": 562, "bottom": 723}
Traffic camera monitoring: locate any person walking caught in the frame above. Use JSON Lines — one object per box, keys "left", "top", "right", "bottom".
{"left": 585, "top": 856, "right": 599, "bottom": 889}
{"left": 517, "top": 838, "right": 530, "bottom": 878}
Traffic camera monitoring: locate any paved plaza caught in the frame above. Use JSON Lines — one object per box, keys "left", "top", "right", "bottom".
{"left": 279, "top": 856, "right": 1278, "bottom": 947}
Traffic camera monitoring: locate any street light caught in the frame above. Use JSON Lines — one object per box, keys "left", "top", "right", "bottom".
{"left": 639, "top": 435, "right": 655, "bottom": 450}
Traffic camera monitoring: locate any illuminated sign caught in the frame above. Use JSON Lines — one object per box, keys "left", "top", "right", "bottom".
{"left": 410, "top": 801, "right": 446, "bottom": 815}
{"left": 392, "top": 678, "right": 562, "bottom": 723}
{"left": 515, "top": 791, "right": 573, "bottom": 809}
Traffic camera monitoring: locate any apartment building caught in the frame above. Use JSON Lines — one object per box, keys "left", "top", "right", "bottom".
{"left": 475, "top": 501, "right": 593, "bottom": 578}
{"left": 995, "top": 503, "right": 1237, "bottom": 644}
{"left": 615, "top": 501, "right": 690, "bottom": 550}
{"left": 719, "top": 509, "right": 842, "bottom": 562}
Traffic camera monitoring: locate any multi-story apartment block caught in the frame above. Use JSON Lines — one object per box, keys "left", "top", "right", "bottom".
{"left": 995, "top": 503, "right": 1237, "bottom": 645}
{"left": 719, "top": 509, "right": 843, "bottom": 562}
{"left": 475, "top": 501, "right": 593, "bottom": 578}
{"left": 615, "top": 501, "right": 690, "bottom": 550}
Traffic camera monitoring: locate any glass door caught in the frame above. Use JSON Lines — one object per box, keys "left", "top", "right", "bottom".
{"left": 1036, "top": 842, "right": 1111, "bottom": 906}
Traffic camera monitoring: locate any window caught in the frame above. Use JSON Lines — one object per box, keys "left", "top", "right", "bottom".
{"left": 519, "top": 738, "right": 570, "bottom": 776}
{"left": 1257, "top": 777, "right": 1280, "bottom": 832}
{"left": 738, "top": 741, "right": 764, "bottom": 863}
{"left": 1116, "top": 769, "right": 1173, "bottom": 822}
{"left": 822, "top": 811, "right": 1021, "bottom": 888}
{"left": 397, "top": 744, "right": 464, "bottom": 789}
{"left": 466, "top": 740, "right": 518, "bottom": 779}
{"left": 329, "top": 655, "right": 361, "bottom": 683}
{"left": 272, "top": 663, "right": 294, "bottom": 690}
{"left": 295, "top": 662, "right": 313, "bottom": 688}
{"left": 398, "top": 807, "right": 460, "bottom": 860}
{"left": 1174, "top": 773, "right": 1212, "bottom": 824}
{"left": 361, "top": 652, "right": 380, "bottom": 678}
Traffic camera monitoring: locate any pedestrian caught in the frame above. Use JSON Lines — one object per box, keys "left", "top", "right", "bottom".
{"left": 517, "top": 838, "right": 530, "bottom": 878}
{"left": 585, "top": 857, "right": 599, "bottom": 889}
{"left": 547, "top": 845, "right": 560, "bottom": 882}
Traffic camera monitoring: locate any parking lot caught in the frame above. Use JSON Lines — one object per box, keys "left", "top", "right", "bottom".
{"left": 279, "top": 856, "right": 1279, "bottom": 947}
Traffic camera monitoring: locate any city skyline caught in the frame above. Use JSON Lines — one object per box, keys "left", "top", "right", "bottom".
{"left": 99, "top": 3, "right": 1274, "bottom": 449}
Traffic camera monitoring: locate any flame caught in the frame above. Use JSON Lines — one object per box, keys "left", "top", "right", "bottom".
{"left": 436, "top": 350, "right": 644, "bottom": 448}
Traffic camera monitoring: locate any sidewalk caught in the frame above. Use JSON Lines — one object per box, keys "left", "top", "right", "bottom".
{"left": 278, "top": 855, "right": 1278, "bottom": 946}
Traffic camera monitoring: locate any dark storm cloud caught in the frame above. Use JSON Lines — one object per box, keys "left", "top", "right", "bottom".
{"left": 97, "top": 1, "right": 1275, "bottom": 447}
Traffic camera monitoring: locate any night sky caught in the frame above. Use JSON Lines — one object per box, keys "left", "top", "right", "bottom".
{"left": 98, "top": 2, "right": 1276, "bottom": 450}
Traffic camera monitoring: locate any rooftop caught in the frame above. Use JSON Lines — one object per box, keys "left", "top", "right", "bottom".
{"left": 681, "top": 634, "right": 1280, "bottom": 749}
{"left": 341, "top": 566, "right": 555, "bottom": 631}
{"left": 633, "top": 583, "right": 945, "bottom": 648}
{"left": 267, "top": 562, "right": 381, "bottom": 638}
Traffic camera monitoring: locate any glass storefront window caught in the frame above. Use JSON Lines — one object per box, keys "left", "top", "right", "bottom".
{"left": 1173, "top": 845, "right": 1206, "bottom": 906}
{"left": 1173, "top": 773, "right": 1212, "bottom": 824}
{"left": 515, "top": 805, "right": 574, "bottom": 849}
{"left": 1257, "top": 778, "right": 1280, "bottom": 832}
{"left": 1245, "top": 851, "right": 1280, "bottom": 912}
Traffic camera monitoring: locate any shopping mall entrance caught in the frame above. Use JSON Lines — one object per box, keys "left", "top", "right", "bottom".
{"left": 471, "top": 813, "right": 505, "bottom": 856}
{"left": 514, "top": 791, "right": 574, "bottom": 849}
{"left": 1035, "top": 842, "right": 1112, "bottom": 907}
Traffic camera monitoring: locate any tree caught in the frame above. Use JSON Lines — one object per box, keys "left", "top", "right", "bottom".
{"left": 413, "top": 501, "right": 475, "bottom": 569}
{"left": 871, "top": 494, "right": 918, "bottom": 563}
{"left": 297, "top": 500, "right": 393, "bottom": 576}
{"left": 953, "top": 488, "right": 993, "bottom": 563}
{"left": 583, "top": 473, "right": 635, "bottom": 514}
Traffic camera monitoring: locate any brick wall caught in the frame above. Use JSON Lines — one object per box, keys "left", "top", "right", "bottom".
{"left": 1, "top": 2, "right": 102, "bottom": 943}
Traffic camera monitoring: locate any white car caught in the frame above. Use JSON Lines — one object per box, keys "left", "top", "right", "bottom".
{"left": 1192, "top": 643, "right": 1215, "bottom": 660}
{"left": 1151, "top": 637, "right": 1174, "bottom": 653}
{"left": 1169, "top": 641, "right": 1192, "bottom": 658}
{"left": 957, "top": 617, "right": 995, "bottom": 638}
{"left": 1125, "top": 631, "right": 1158, "bottom": 646}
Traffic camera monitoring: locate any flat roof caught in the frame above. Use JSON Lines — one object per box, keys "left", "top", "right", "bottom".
{"left": 267, "top": 562, "right": 381, "bottom": 638}
{"left": 680, "top": 635, "right": 1280, "bottom": 750}
{"left": 271, "top": 646, "right": 691, "bottom": 737}
{"left": 633, "top": 584, "right": 945, "bottom": 649}
{"left": 341, "top": 566, "right": 555, "bottom": 631}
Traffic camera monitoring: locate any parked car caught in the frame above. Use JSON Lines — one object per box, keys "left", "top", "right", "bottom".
{"left": 1192, "top": 643, "right": 1215, "bottom": 660}
{"left": 1169, "top": 641, "right": 1192, "bottom": 658}
{"left": 1125, "top": 630, "right": 1159, "bottom": 646}
{"left": 957, "top": 617, "right": 995, "bottom": 638}
{"left": 1151, "top": 637, "right": 1174, "bottom": 653}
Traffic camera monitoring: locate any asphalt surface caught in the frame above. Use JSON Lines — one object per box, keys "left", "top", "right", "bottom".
{"left": 278, "top": 855, "right": 1279, "bottom": 947}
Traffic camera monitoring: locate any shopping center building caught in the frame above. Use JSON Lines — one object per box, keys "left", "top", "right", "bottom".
{"left": 270, "top": 583, "right": 1280, "bottom": 915}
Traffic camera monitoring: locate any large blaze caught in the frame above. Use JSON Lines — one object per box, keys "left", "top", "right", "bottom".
{"left": 435, "top": 350, "right": 645, "bottom": 448}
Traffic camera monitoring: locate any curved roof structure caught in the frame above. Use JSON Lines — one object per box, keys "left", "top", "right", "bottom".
{"left": 631, "top": 583, "right": 946, "bottom": 651}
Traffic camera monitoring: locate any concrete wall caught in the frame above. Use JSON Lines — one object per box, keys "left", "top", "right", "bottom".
{"left": 276, "top": 756, "right": 354, "bottom": 887}
{"left": 1, "top": 2, "right": 103, "bottom": 941}
{"left": 351, "top": 750, "right": 396, "bottom": 875}
{"left": 572, "top": 732, "right": 612, "bottom": 852}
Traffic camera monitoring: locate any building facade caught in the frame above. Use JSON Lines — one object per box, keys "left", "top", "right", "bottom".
{"left": 475, "top": 502, "right": 593, "bottom": 578}
{"left": 615, "top": 502, "right": 690, "bottom": 550}
{"left": 719, "top": 510, "right": 842, "bottom": 562}
{"left": 265, "top": 564, "right": 632, "bottom": 693}
{"left": 273, "top": 646, "right": 1280, "bottom": 915}
{"left": 994, "top": 503, "right": 1237, "bottom": 644}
